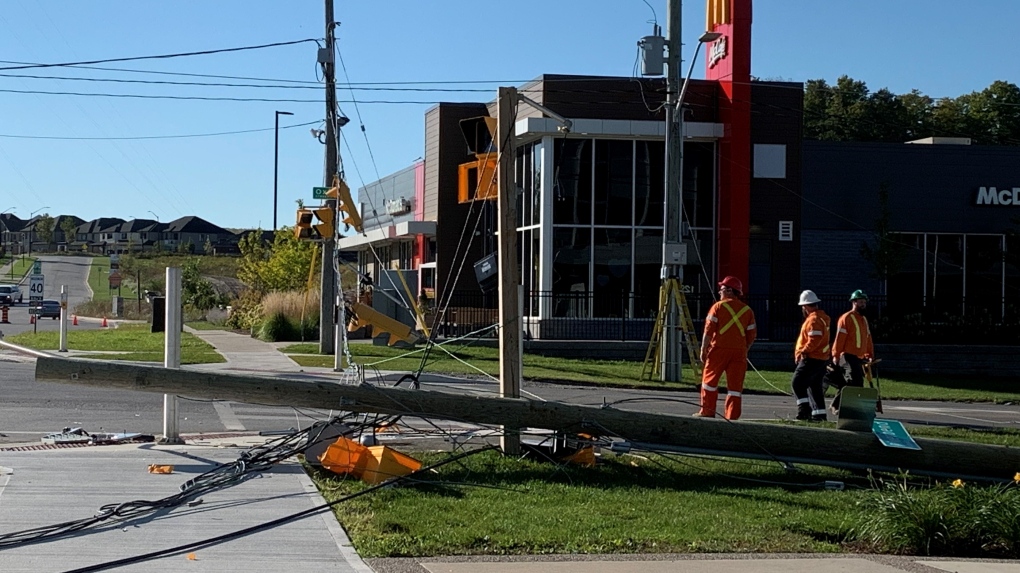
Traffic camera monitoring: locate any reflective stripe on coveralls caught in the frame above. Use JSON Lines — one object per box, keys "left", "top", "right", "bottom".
{"left": 718, "top": 302, "right": 749, "bottom": 336}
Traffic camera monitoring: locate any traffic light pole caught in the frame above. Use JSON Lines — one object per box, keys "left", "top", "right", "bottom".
{"left": 660, "top": 0, "right": 684, "bottom": 382}
{"left": 319, "top": 0, "right": 338, "bottom": 357}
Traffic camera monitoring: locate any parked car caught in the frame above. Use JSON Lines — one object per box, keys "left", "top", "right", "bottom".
{"left": 34, "top": 300, "right": 61, "bottom": 319}
{"left": 0, "top": 284, "right": 23, "bottom": 305}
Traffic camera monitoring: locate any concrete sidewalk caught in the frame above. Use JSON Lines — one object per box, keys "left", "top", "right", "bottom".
{"left": 0, "top": 438, "right": 372, "bottom": 572}
{"left": 184, "top": 327, "right": 304, "bottom": 374}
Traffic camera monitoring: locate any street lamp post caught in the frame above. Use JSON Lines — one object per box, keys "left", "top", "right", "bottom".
{"left": 660, "top": 8, "right": 722, "bottom": 381}
{"left": 147, "top": 210, "right": 159, "bottom": 221}
{"left": 0, "top": 207, "right": 14, "bottom": 257}
{"left": 274, "top": 111, "right": 294, "bottom": 230}
{"left": 27, "top": 206, "right": 50, "bottom": 257}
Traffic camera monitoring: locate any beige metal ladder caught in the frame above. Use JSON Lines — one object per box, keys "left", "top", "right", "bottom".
{"left": 641, "top": 278, "right": 702, "bottom": 381}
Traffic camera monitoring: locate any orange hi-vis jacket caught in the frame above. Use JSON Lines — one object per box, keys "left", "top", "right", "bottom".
{"left": 703, "top": 297, "right": 757, "bottom": 351}
{"left": 794, "top": 309, "right": 831, "bottom": 361}
{"left": 832, "top": 309, "right": 874, "bottom": 360}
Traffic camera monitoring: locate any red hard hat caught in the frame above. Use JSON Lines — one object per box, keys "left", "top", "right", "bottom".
{"left": 718, "top": 276, "right": 743, "bottom": 295}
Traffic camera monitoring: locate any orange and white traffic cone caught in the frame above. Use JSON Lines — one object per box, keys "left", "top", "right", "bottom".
{"left": 101, "top": 316, "right": 108, "bottom": 328}
{"left": 72, "top": 314, "right": 78, "bottom": 326}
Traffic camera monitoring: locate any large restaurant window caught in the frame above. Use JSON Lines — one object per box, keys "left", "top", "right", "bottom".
{"left": 552, "top": 227, "right": 590, "bottom": 317}
{"left": 888, "top": 232, "right": 1008, "bottom": 320}
{"left": 549, "top": 138, "right": 716, "bottom": 318}
{"left": 553, "top": 139, "right": 593, "bottom": 225}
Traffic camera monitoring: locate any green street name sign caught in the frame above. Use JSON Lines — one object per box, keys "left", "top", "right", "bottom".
{"left": 313, "top": 186, "right": 330, "bottom": 200}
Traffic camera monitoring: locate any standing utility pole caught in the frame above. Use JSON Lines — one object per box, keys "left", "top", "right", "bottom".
{"left": 660, "top": 0, "right": 685, "bottom": 382}
{"left": 497, "top": 86, "right": 521, "bottom": 455}
{"left": 273, "top": 110, "right": 293, "bottom": 231}
{"left": 319, "top": 0, "right": 338, "bottom": 356}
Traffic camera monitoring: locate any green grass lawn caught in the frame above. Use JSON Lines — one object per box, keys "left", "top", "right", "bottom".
{"left": 280, "top": 342, "right": 1020, "bottom": 403}
{"left": 313, "top": 449, "right": 866, "bottom": 557}
{"left": 312, "top": 427, "right": 1020, "bottom": 558}
{"left": 185, "top": 320, "right": 227, "bottom": 331}
{"left": 2, "top": 255, "right": 36, "bottom": 283}
{"left": 86, "top": 256, "right": 138, "bottom": 302}
{"left": 5, "top": 323, "right": 224, "bottom": 364}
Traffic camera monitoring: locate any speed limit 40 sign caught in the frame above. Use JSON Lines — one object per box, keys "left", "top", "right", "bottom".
{"left": 29, "top": 274, "right": 44, "bottom": 303}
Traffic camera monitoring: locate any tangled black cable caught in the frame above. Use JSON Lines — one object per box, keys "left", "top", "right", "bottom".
{"left": 59, "top": 445, "right": 497, "bottom": 573}
{"left": 0, "top": 414, "right": 370, "bottom": 550}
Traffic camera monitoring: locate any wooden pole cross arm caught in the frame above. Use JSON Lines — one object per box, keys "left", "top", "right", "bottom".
{"left": 34, "top": 356, "right": 1020, "bottom": 482}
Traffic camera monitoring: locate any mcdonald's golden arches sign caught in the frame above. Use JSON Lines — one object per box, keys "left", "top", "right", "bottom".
{"left": 706, "top": 0, "right": 731, "bottom": 29}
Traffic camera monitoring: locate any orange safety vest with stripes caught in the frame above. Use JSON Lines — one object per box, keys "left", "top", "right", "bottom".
{"left": 703, "top": 297, "right": 757, "bottom": 351}
{"left": 832, "top": 309, "right": 874, "bottom": 360}
{"left": 794, "top": 309, "right": 831, "bottom": 361}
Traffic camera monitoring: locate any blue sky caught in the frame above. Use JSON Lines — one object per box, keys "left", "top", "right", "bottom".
{"left": 0, "top": 0, "right": 1016, "bottom": 230}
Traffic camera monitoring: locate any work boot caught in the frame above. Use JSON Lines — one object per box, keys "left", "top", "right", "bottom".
{"left": 691, "top": 411, "right": 714, "bottom": 418}
{"left": 796, "top": 405, "right": 811, "bottom": 421}
{"left": 810, "top": 414, "right": 827, "bottom": 422}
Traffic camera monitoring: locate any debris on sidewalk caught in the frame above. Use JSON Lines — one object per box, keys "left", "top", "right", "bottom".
{"left": 147, "top": 464, "right": 174, "bottom": 474}
{"left": 41, "top": 427, "right": 155, "bottom": 446}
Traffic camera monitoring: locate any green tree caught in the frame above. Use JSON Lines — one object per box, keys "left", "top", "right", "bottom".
{"left": 900, "top": 89, "right": 935, "bottom": 140}
{"left": 59, "top": 217, "right": 78, "bottom": 245}
{"left": 931, "top": 95, "right": 973, "bottom": 139}
{"left": 35, "top": 214, "right": 55, "bottom": 247}
{"left": 862, "top": 88, "right": 909, "bottom": 142}
{"left": 237, "top": 229, "right": 317, "bottom": 294}
{"left": 825, "top": 75, "right": 871, "bottom": 141}
{"left": 803, "top": 79, "right": 834, "bottom": 140}
{"left": 964, "top": 80, "right": 1020, "bottom": 145}
{"left": 180, "top": 258, "right": 218, "bottom": 310}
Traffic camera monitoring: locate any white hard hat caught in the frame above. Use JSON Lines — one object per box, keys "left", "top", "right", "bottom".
{"left": 798, "top": 290, "right": 821, "bottom": 306}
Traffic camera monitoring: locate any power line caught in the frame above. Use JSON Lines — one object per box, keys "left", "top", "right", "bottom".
{"left": 0, "top": 120, "right": 321, "bottom": 141}
{"left": 0, "top": 38, "right": 320, "bottom": 72}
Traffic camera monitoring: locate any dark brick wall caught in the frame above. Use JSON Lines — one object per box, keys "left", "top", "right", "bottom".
{"left": 749, "top": 82, "right": 805, "bottom": 296}
{"left": 423, "top": 102, "right": 491, "bottom": 297}
{"left": 803, "top": 141, "right": 1020, "bottom": 233}
{"left": 800, "top": 229, "right": 882, "bottom": 298}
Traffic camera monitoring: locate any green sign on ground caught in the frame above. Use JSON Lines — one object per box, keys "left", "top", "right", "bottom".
{"left": 872, "top": 419, "right": 921, "bottom": 450}
{"left": 313, "top": 186, "right": 330, "bottom": 200}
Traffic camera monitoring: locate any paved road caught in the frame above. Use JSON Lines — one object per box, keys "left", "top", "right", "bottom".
{"left": 0, "top": 360, "right": 345, "bottom": 445}
{"left": 0, "top": 255, "right": 103, "bottom": 337}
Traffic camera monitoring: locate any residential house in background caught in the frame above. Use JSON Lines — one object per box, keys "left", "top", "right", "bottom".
{"left": 74, "top": 218, "right": 126, "bottom": 254}
{"left": 72, "top": 215, "right": 239, "bottom": 255}
{"left": 4, "top": 214, "right": 85, "bottom": 255}
{"left": 0, "top": 213, "right": 25, "bottom": 256}
{"left": 161, "top": 216, "right": 235, "bottom": 254}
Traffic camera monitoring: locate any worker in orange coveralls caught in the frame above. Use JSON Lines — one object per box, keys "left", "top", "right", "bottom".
{"left": 828, "top": 289, "right": 875, "bottom": 415}
{"left": 693, "top": 276, "right": 757, "bottom": 420}
{"left": 791, "top": 290, "right": 831, "bottom": 422}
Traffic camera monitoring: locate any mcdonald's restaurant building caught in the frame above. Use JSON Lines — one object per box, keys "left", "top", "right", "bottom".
{"left": 341, "top": 0, "right": 1020, "bottom": 342}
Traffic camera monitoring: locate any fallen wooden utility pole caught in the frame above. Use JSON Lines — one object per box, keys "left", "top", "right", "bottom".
{"left": 35, "top": 356, "right": 1019, "bottom": 482}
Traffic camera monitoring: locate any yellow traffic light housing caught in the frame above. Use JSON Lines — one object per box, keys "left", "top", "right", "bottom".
{"left": 459, "top": 116, "right": 498, "bottom": 154}
{"left": 457, "top": 116, "right": 499, "bottom": 204}
{"left": 311, "top": 206, "right": 335, "bottom": 239}
{"left": 326, "top": 177, "right": 363, "bottom": 233}
{"left": 295, "top": 209, "right": 315, "bottom": 240}
{"left": 347, "top": 301, "right": 417, "bottom": 346}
